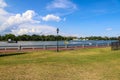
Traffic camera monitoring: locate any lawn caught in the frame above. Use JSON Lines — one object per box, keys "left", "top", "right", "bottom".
{"left": 0, "top": 48, "right": 120, "bottom": 80}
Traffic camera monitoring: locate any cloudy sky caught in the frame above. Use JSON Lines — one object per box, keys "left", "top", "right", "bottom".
{"left": 0, "top": 0, "right": 120, "bottom": 37}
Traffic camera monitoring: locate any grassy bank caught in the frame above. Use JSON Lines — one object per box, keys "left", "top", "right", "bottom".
{"left": 0, "top": 48, "right": 120, "bottom": 80}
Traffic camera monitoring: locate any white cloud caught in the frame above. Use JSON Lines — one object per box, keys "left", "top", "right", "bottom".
{"left": 0, "top": 8, "right": 8, "bottom": 15}
{"left": 0, "top": 0, "right": 9, "bottom": 23}
{"left": 106, "top": 28, "right": 112, "bottom": 31}
{"left": 0, "top": 9, "right": 9, "bottom": 23}
{"left": 0, "top": 10, "right": 40, "bottom": 32}
{"left": 7, "top": 10, "right": 38, "bottom": 25}
{"left": 42, "top": 14, "right": 61, "bottom": 22}
{"left": 11, "top": 24, "right": 56, "bottom": 35}
{"left": 46, "top": 0, "right": 77, "bottom": 10}
{"left": 0, "top": 9, "right": 57, "bottom": 35}
{"left": 0, "top": 0, "right": 59, "bottom": 36}
{"left": 0, "top": 0, "right": 7, "bottom": 8}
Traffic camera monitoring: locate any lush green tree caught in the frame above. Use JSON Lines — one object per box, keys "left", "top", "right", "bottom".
{"left": 0, "top": 35, "right": 2, "bottom": 41}
{"left": 118, "top": 36, "right": 120, "bottom": 41}
{"left": 17, "top": 34, "right": 31, "bottom": 41}
{"left": 31, "top": 34, "right": 40, "bottom": 41}
{"left": 4, "top": 34, "right": 16, "bottom": 41}
{"left": 0, "top": 33, "right": 118, "bottom": 41}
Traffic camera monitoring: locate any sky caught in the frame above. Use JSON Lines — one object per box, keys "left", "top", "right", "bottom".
{"left": 0, "top": 0, "right": 120, "bottom": 37}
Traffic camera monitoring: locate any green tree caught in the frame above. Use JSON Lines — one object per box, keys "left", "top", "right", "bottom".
{"left": 17, "top": 34, "right": 31, "bottom": 41}
{"left": 4, "top": 34, "right": 16, "bottom": 41}
{"left": 31, "top": 34, "right": 40, "bottom": 41}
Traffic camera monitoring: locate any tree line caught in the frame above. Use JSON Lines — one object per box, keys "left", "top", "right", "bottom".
{"left": 79, "top": 36, "right": 119, "bottom": 40}
{"left": 0, "top": 34, "right": 119, "bottom": 41}
{"left": 0, "top": 34, "right": 75, "bottom": 41}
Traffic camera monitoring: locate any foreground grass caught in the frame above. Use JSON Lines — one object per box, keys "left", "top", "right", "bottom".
{"left": 0, "top": 48, "right": 120, "bottom": 80}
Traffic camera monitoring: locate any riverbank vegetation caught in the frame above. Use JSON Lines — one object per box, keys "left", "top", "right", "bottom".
{"left": 0, "top": 34, "right": 119, "bottom": 41}
{"left": 0, "top": 48, "right": 120, "bottom": 80}
{"left": 0, "top": 34, "right": 74, "bottom": 41}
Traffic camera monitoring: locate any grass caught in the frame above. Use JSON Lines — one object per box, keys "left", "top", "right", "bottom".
{"left": 0, "top": 47, "right": 120, "bottom": 80}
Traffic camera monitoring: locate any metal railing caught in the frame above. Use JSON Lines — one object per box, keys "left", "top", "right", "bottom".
{"left": 111, "top": 42, "right": 120, "bottom": 50}
{"left": 0, "top": 43, "right": 111, "bottom": 51}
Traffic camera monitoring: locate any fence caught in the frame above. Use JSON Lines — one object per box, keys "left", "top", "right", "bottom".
{"left": 0, "top": 43, "right": 110, "bottom": 52}
{"left": 111, "top": 41, "right": 120, "bottom": 50}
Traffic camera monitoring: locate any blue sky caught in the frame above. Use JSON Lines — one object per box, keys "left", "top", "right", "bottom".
{"left": 0, "top": 0, "right": 120, "bottom": 37}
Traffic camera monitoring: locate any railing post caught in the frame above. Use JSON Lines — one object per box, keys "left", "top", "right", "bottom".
{"left": 107, "top": 42, "right": 110, "bottom": 46}
{"left": 65, "top": 44, "right": 68, "bottom": 48}
{"left": 44, "top": 45, "right": 47, "bottom": 50}
{"left": 96, "top": 43, "right": 98, "bottom": 47}
{"left": 19, "top": 45, "right": 21, "bottom": 51}
{"left": 82, "top": 44, "right": 84, "bottom": 48}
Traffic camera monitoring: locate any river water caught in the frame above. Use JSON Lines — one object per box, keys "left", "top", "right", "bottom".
{"left": 0, "top": 40, "right": 117, "bottom": 47}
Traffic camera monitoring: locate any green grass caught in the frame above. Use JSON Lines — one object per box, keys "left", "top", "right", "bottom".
{"left": 0, "top": 47, "right": 120, "bottom": 80}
